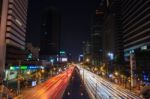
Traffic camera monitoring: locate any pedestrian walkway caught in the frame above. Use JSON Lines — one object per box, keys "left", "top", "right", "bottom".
{"left": 0, "top": 84, "right": 13, "bottom": 99}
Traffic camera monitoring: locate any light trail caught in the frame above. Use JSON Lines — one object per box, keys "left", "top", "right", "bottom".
{"left": 22, "top": 66, "right": 74, "bottom": 99}
{"left": 77, "top": 65, "right": 143, "bottom": 99}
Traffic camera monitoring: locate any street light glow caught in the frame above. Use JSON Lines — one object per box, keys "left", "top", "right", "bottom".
{"left": 107, "top": 52, "right": 114, "bottom": 60}
{"left": 115, "top": 71, "right": 119, "bottom": 76}
{"left": 27, "top": 71, "right": 31, "bottom": 75}
{"left": 42, "top": 69, "right": 45, "bottom": 73}
{"left": 86, "top": 58, "right": 90, "bottom": 62}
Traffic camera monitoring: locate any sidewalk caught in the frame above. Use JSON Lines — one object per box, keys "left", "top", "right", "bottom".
{"left": 13, "top": 76, "right": 52, "bottom": 99}
{"left": 13, "top": 85, "right": 38, "bottom": 99}
{"left": 0, "top": 85, "right": 13, "bottom": 98}
{"left": 14, "top": 94, "right": 23, "bottom": 99}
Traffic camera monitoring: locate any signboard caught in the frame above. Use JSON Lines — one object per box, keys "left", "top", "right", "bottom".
{"left": 10, "top": 65, "right": 41, "bottom": 70}
{"left": 32, "top": 81, "right": 36, "bottom": 87}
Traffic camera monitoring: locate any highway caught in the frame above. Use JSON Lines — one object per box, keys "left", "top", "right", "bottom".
{"left": 77, "top": 65, "right": 143, "bottom": 99}
{"left": 21, "top": 66, "right": 74, "bottom": 99}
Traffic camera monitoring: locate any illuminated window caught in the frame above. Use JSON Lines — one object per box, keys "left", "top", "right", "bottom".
{"left": 15, "top": 19, "right": 22, "bottom": 26}
{"left": 141, "top": 45, "right": 147, "bottom": 50}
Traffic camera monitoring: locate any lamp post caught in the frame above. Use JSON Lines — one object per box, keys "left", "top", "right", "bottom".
{"left": 82, "top": 64, "right": 85, "bottom": 84}
{"left": 130, "top": 54, "right": 135, "bottom": 91}
{"left": 17, "top": 60, "right": 21, "bottom": 95}
{"left": 114, "top": 71, "right": 119, "bottom": 84}
{"left": 86, "top": 58, "right": 90, "bottom": 63}
{"left": 107, "top": 52, "right": 114, "bottom": 77}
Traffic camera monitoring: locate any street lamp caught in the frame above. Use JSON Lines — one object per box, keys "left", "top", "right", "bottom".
{"left": 86, "top": 58, "right": 90, "bottom": 63}
{"left": 114, "top": 71, "right": 120, "bottom": 84}
{"left": 41, "top": 69, "right": 45, "bottom": 73}
{"left": 17, "top": 60, "right": 21, "bottom": 95}
{"left": 107, "top": 52, "right": 114, "bottom": 77}
{"left": 114, "top": 71, "right": 119, "bottom": 76}
{"left": 27, "top": 71, "right": 31, "bottom": 75}
{"left": 107, "top": 52, "right": 114, "bottom": 60}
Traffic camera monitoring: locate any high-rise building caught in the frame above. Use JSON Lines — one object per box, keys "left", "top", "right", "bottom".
{"left": 0, "top": 0, "right": 28, "bottom": 74}
{"left": 121, "top": 0, "right": 150, "bottom": 82}
{"left": 102, "top": 0, "right": 124, "bottom": 64}
{"left": 83, "top": 41, "right": 92, "bottom": 63}
{"left": 26, "top": 43, "right": 40, "bottom": 61}
{"left": 91, "top": 4, "right": 104, "bottom": 65}
{"left": 39, "top": 7, "right": 61, "bottom": 61}
{"left": 121, "top": 0, "right": 150, "bottom": 60}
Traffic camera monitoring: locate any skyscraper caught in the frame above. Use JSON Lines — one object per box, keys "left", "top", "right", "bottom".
{"left": 121, "top": 0, "right": 150, "bottom": 59}
{"left": 91, "top": 5, "right": 104, "bottom": 65}
{"left": 121, "top": 0, "right": 150, "bottom": 81}
{"left": 39, "top": 7, "right": 61, "bottom": 61}
{"left": 83, "top": 41, "right": 92, "bottom": 64}
{"left": 103, "top": 0, "right": 124, "bottom": 64}
{"left": 0, "top": 0, "right": 28, "bottom": 74}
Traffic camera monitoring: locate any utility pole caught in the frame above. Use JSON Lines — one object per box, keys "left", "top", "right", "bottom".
{"left": 17, "top": 60, "right": 21, "bottom": 95}
{"left": 130, "top": 54, "right": 136, "bottom": 90}
{"left": 83, "top": 69, "right": 84, "bottom": 84}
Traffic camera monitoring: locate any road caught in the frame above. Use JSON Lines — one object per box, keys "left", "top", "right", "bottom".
{"left": 77, "top": 65, "right": 143, "bottom": 99}
{"left": 62, "top": 67, "right": 90, "bottom": 99}
{"left": 20, "top": 66, "right": 74, "bottom": 99}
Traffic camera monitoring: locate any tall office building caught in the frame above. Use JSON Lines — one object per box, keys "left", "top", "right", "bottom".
{"left": 40, "top": 7, "right": 61, "bottom": 61}
{"left": 121, "top": 0, "right": 150, "bottom": 81}
{"left": 83, "top": 41, "right": 92, "bottom": 63}
{"left": 91, "top": 4, "right": 104, "bottom": 65}
{"left": 100, "top": 0, "right": 124, "bottom": 65}
{"left": 121, "top": 0, "right": 150, "bottom": 59}
{"left": 0, "top": 0, "right": 28, "bottom": 74}
{"left": 102, "top": 0, "right": 115, "bottom": 63}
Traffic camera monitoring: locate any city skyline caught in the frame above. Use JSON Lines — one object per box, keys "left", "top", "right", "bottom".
{"left": 0, "top": 0, "right": 149, "bottom": 98}
{"left": 27, "top": 0, "right": 99, "bottom": 60}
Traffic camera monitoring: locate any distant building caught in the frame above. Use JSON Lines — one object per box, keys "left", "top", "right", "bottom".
{"left": 59, "top": 51, "right": 68, "bottom": 63}
{"left": 102, "top": 0, "right": 124, "bottom": 64}
{"left": 82, "top": 41, "right": 92, "bottom": 63}
{"left": 26, "top": 43, "right": 40, "bottom": 61}
{"left": 0, "top": 0, "right": 28, "bottom": 73}
{"left": 39, "top": 7, "right": 61, "bottom": 61}
{"left": 91, "top": 4, "right": 104, "bottom": 65}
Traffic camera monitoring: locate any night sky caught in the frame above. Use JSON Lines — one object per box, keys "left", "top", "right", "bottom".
{"left": 27, "top": 0, "right": 99, "bottom": 60}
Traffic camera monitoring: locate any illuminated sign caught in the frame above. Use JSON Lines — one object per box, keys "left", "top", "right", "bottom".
{"left": 10, "top": 65, "right": 41, "bottom": 70}
{"left": 20, "top": 66, "right": 27, "bottom": 70}
{"left": 62, "top": 58, "right": 68, "bottom": 62}
{"left": 60, "top": 51, "right": 65, "bottom": 54}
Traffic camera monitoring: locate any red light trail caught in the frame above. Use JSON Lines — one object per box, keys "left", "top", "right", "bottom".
{"left": 22, "top": 66, "right": 75, "bottom": 99}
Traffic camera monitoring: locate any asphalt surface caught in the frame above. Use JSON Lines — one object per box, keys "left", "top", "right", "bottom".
{"left": 19, "top": 67, "right": 74, "bottom": 99}
{"left": 77, "top": 65, "right": 143, "bottom": 99}
{"left": 62, "top": 67, "right": 90, "bottom": 99}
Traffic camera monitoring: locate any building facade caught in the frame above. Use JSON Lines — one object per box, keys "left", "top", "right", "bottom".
{"left": 39, "top": 7, "right": 61, "bottom": 61}
{"left": 0, "top": 0, "right": 28, "bottom": 74}
{"left": 121, "top": 0, "right": 150, "bottom": 82}
{"left": 121, "top": 0, "right": 150, "bottom": 59}
{"left": 26, "top": 43, "right": 40, "bottom": 61}
{"left": 91, "top": 4, "right": 104, "bottom": 65}
{"left": 102, "top": 0, "right": 124, "bottom": 67}
{"left": 82, "top": 41, "right": 92, "bottom": 64}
